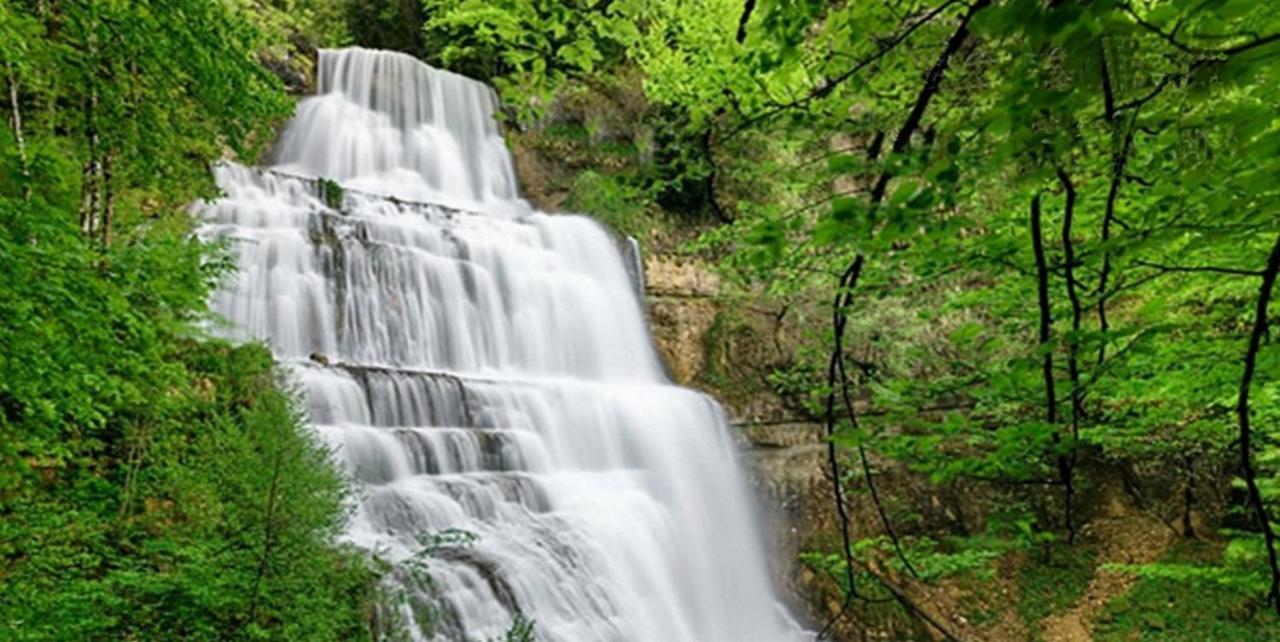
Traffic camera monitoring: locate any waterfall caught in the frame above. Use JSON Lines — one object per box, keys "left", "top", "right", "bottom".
{"left": 197, "top": 47, "right": 809, "bottom": 642}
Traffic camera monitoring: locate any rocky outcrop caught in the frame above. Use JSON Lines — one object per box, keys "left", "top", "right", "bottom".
{"left": 644, "top": 255, "right": 719, "bottom": 384}
{"left": 259, "top": 34, "right": 318, "bottom": 96}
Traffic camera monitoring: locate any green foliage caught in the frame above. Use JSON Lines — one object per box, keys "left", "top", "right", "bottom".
{"left": 562, "top": 169, "right": 653, "bottom": 240}
{"left": 496, "top": 614, "right": 536, "bottom": 642}
{"left": 420, "top": 0, "right": 749, "bottom": 227}
{"left": 1096, "top": 542, "right": 1279, "bottom": 641}
{"left": 666, "top": 0, "right": 1280, "bottom": 624}
{"left": 347, "top": 0, "right": 426, "bottom": 58}
{"left": 0, "top": 197, "right": 377, "bottom": 639}
{"left": 1017, "top": 545, "right": 1096, "bottom": 638}
{"left": 319, "top": 176, "right": 344, "bottom": 209}
{"left": 1107, "top": 535, "right": 1279, "bottom": 596}
{"left": 234, "top": 0, "right": 352, "bottom": 52}
{"left": 420, "top": 0, "right": 649, "bottom": 113}
{"left": 4, "top": 0, "right": 1278, "bottom": 636}
{"left": 0, "top": 1, "right": 378, "bottom": 639}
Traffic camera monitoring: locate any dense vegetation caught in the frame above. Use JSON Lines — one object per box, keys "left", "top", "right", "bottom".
{"left": 3, "top": 0, "right": 1279, "bottom": 640}
{"left": 0, "top": 1, "right": 377, "bottom": 639}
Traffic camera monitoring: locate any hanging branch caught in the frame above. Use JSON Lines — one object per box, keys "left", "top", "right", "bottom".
{"left": 1113, "top": 27, "right": 1280, "bottom": 115}
{"left": 818, "top": 258, "right": 960, "bottom": 642}
{"left": 848, "top": 559, "right": 963, "bottom": 642}
{"left": 736, "top": 0, "right": 756, "bottom": 43}
{"left": 829, "top": 261, "right": 920, "bottom": 580}
{"left": 1120, "top": 3, "right": 1280, "bottom": 57}
{"left": 1056, "top": 167, "right": 1081, "bottom": 544}
{"left": 816, "top": 256, "right": 881, "bottom": 640}
{"left": 868, "top": 0, "right": 990, "bottom": 206}
{"left": 1236, "top": 232, "right": 1280, "bottom": 615}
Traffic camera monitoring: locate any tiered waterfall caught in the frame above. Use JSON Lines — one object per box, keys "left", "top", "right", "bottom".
{"left": 197, "top": 47, "right": 809, "bottom": 642}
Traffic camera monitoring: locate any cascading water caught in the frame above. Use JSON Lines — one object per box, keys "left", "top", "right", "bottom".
{"left": 197, "top": 47, "right": 809, "bottom": 641}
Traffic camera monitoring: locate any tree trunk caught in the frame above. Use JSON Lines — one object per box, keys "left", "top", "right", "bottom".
{"left": 1031, "top": 193, "right": 1074, "bottom": 542}
{"left": 79, "top": 86, "right": 100, "bottom": 237}
{"left": 80, "top": 4, "right": 101, "bottom": 238}
{"left": 247, "top": 450, "right": 284, "bottom": 626}
{"left": 1057, "top": 168, "right": 1081, "bottom": 543}
{"left": 1237, "top": 231, "right": 1280, "bottom": 614}
{"left": 101, "top": 152, "right": 113, "bottom": 246}
{"left": 6, "top": 63, "right": 31, "bottom": 200}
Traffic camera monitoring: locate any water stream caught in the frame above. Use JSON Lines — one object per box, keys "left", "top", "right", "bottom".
{"left": 197, "top": 47, "right": 808, "bottom": 642}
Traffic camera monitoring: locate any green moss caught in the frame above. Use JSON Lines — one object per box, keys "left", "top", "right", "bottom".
{"left": 698, "top": 309, "right": 768, "bottom": 407}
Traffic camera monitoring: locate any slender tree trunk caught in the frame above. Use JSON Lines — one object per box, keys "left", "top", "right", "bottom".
{"left": 1031, "top": 194, "right": 1074, "bottom": 542}
{"left": 1095, "top": 41, "right": 1137, "bottom": 368}
{"left": 247, "top": 450, "right": 284, "bottom": 626}
{"left": 1030, "top": 195, "right": 1056, "bottom": 422}
{"left": 101, "top": 152, "right": 113, "bottom": 246}
{"left": 80, "top": 3, "right": 101, "bottom": 238}
{"left": 1182, "top": 454, "right": 1195, "bottom": 539}
{"left": 1095, "top": 120, "right": 1135, "bottom": 367}
{"left": 80, "top": 86, "right": 100, "bottom": 237}
{"left": 5, "top": 62, "right": 31, "bottom": 200}
{"left": 1057, "top": 168, "right": 1081, "bottom": 543}
{"left": 1237, "top": 232, "right": 1280, "bottom": 614}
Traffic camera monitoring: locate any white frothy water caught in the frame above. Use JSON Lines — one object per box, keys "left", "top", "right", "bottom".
{"left": 198, "top": 47, "right": 808, "bottom": 641}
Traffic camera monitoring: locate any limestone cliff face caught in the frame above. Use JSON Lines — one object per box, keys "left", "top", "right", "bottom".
{"left": 644, "top": 256, "right": 719, "bottom": 384}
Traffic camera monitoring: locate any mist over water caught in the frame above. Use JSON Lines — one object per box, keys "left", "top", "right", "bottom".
{"left": 198, "top": 47, "right": 809, "bottom": 641}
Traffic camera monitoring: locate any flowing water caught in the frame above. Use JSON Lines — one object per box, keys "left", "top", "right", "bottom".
{"left": 197, "top": 47, "right": 808, "bottom": 642}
